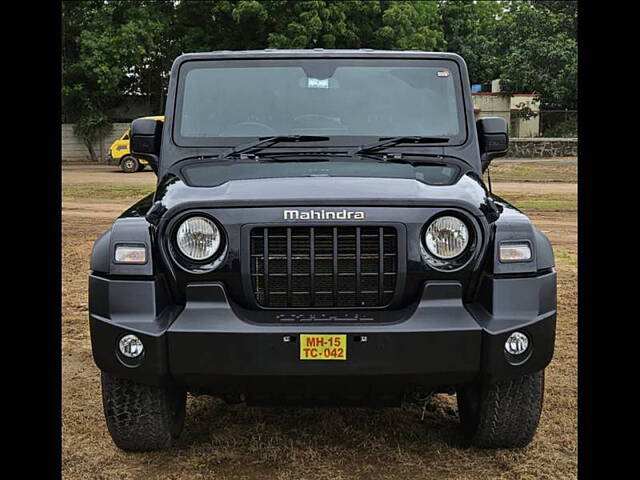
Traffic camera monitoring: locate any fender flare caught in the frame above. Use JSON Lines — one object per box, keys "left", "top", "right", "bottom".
{"left": 90, "top": 217, "right": 155, "bottom": 276}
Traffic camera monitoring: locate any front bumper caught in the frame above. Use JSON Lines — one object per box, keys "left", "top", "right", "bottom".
{"left": 89, "top": 271, "right": 556, "bottom": 398}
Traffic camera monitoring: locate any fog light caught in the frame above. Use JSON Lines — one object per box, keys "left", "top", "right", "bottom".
{"left": 505, "top": 331, "right": 529, "bottom": 355}
{"left": 119, "top": 334, "right": 144, "bottom": 358}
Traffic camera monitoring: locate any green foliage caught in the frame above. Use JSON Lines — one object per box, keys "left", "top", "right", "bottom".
{"left": 73, "top": 112, "right": 112, "bottom": 141}
{"left": 439, "top": 0, "right": 503, "bottom": 83}
{"left": 375, "top": 1, "right": 445, "bottom": 50}
{"left": 63, "top": 1, "right": 172, "bottom": 160}
{"left": 72, "top": 112, "right": 113, "bottom": 162}
{"left": 266, "top": 1, "right": 354, "bottom": 49}
{"left": 541, "top": 115, "right": 578, "bottom": 138}
{"left": 495, "top": 1, "right": 577, "bottom": 109}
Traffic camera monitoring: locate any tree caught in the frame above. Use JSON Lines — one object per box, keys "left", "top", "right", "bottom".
{"left": 266, "top": 1, "right": 357, "bottom": 49}
{"left": 374, "top": 1, "right": 445, "bottom": 50}
{"left": 173, "top": 1, "right": 238, "bottom": 52}
{"left": 495, "top": 1, "right": 577, "bottom": 109}
{"left": 439, "top": 0, "right": 503, "bottom": 84}
{"left": 62, "top": 1, "right": 168, "bottom": 161}
{"left": 264, "top": 1, "right": 445, "bottom": 51}
{"left": 72, "top": 113, "right": 113, "bottom": 163}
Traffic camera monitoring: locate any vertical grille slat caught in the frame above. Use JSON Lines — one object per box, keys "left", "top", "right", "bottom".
{"left": 332, "top": 227, "right": 338, "bottom": 307}
{"left": 378, "top": 226, "right": 384, "bottom": 306}
{"left": 263, "top": 228, "right": 269, "bottom": 307}
{"left": 310, "top": 227, "right": 315, "bottom": 307}
{"left": 251, "top": 225, "right": 397, "bottom": 309}
{"left": 286, "top": 227, "right": 292, "bottom": 307}
{"left": 355, "top": 226, "right": 361, "bottom": 306}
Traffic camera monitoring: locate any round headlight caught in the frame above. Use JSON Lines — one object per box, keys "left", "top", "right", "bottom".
{"left": 176, "top": 216, "right": 221, "bottom": 261}
{"left": 425, "top": 216, "right": 469, "bottom": 259}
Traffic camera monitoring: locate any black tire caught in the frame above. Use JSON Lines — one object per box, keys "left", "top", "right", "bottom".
{"left": 120, "top": 156, "right": 139, "bottom": 173}
{"left": 456, "top": 369, "right": 544, "bottom": 449}
{"left": 101, "top": 372, "right": 186, "bottom": 451}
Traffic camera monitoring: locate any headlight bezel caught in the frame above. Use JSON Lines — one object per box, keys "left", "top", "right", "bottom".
{"left": 168, "top": 213, "right": 227, "bottom": 273}
{"left": 420, "top": 212, "right": 478, "bottom": 271}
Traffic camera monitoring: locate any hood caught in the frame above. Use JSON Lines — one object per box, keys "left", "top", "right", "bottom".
{"left": 146, "top": 173, "right": 499, "bottom": 224}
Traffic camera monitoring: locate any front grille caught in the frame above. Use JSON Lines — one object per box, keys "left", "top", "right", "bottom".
{"left": 250, "top": 226, "right": 398, "bottom": 308}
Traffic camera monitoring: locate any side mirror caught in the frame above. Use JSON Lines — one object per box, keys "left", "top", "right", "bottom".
{"left": 477, "top": 117, "right": 509, "bottom": 172}
{"left": 130, "top": 117, "right": 163, "bottom": 173}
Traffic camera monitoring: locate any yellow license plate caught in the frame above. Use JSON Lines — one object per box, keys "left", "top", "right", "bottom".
{"left": 300, "top": 334, "right": 347, "bottom": 360}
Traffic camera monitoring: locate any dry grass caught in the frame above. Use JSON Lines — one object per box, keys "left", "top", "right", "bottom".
{"left": 62, "top": 158, "right": 577, "bottom": 479}
{"left": 495, "top": 192, "right": 577, "bottom": 213}
{"left": 63, "top": 183, "right": 155, "bottom": 200}
{"left": 489, "top": 157, "right": 577, "bottom": 183}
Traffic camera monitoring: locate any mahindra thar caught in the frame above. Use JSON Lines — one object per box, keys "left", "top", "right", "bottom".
{"left": 89, "top": 50, "right": 556, "bottom": 451}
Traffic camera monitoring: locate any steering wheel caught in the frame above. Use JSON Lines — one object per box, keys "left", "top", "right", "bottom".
{"left": 293, "top": 114, "right": 342, "bottom": 129}
{"left": 219, "top": 121, "right": 277, "bottom": 136}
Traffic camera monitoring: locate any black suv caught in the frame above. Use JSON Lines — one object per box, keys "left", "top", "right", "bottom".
{"left": 89, "top": 50, "right": 556, "bottom": 451}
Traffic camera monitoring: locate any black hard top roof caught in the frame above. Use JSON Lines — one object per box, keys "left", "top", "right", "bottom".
{"left": 171, "top": 49, "right": 466, "bottom": 68}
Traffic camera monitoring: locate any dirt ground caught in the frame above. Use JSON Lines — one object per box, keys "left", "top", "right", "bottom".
{"left": 62, "top": 158, "right": 577, "bottom": 480}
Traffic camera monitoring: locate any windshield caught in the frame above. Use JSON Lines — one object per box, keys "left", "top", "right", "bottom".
{"left": 174, "top": 58, "right": 466, "bottom": 146}
{"left": 179, "top": 160, "right": 461, "bottom": 188}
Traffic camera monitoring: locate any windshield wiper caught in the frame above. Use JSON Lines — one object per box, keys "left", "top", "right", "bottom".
{"left": 219, "top": 135, "right": 330, "bottom": 160}
{"left": 352, "top": 136, "right": 449, "bottom": 156}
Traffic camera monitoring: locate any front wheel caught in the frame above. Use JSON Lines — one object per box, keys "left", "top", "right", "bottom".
{"left": 101, "top": 372, "right": 186, "bottom": 451}
{"left": 456, "top": 369, "right": 544, "bottom": 448}
{"left": 120, "top": 156, "right": 139, "bottom": 173}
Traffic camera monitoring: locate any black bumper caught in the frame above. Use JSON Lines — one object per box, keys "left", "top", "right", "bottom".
{"left": 89, "top": 273, "right": 556, "bottom": 397}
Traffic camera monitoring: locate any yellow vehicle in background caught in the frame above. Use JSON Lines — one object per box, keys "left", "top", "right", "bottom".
{"left": 107, "top": 115, "right": 164, "bottom": 173}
